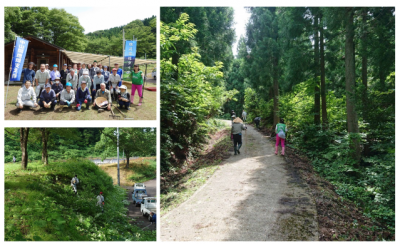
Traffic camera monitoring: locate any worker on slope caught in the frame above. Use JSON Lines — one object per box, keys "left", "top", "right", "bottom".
{"left": 96, "top": 192, "right": 105, "bottom": 212}
{"left": 275, "top": 118, "right": 288, "bottom": 156}
{"left": 231, "top": 116, "right": 247, "bottom": 155}
{"left": 71, "top": 174, "right": 79, "bottom": 194}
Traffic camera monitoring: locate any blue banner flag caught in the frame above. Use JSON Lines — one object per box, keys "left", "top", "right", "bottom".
{"left": 10, "top": 37, "right": 29, "bottom": 81}
{"left": 123, "top": 40, "right": 137, "bottom": 80}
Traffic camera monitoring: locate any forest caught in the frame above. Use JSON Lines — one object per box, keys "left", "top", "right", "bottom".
{"left": 4, "top": 127, "right": 156, "bottom": 241}
{"left": 4, "top": 7, "right": 156, "bottom": 58}
{"left": 160, "top": 7, "right": 395, "bottom": 238}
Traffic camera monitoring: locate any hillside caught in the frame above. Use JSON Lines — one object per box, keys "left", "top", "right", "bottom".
{"left": 4, "top": 160, "right": 156, "bottom": 241}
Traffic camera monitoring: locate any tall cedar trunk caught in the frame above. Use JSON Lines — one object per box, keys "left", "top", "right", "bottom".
{"left": 273, "top": 57, "right": 279, "bottom": 126}
{"left": 320, "top": 14, "right": 328, "bottom": 130}
{"left": 41, "top": 128, "right": 49, "bottom": 165}
{"left": 20, "top": 128, "right": 29, "bottom": 170}
{"left": 314, "top": 15, "right": 321, "bottom": 125}
{"left": 126, "top": 155, "right": 130, "bottom": 168}
{"left": 361, "top": 8, "right": 370, "bottom": 156}
{"left": 345, "top": 8, "right": 361, "bottom": 162}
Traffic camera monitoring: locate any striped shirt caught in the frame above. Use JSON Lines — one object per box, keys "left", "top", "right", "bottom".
{"left": 34, "top": 70, "right": 50, "bottom": 84}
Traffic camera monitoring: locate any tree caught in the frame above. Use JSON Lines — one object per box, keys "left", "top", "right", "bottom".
{"left": 96, "top": 128, "right": 156, "bottom": 168}
{"left": 20, "top": 128, "right": 29, "bottom": 170}
{"left": 4, "top": 7, "right": 21, "bottom": 43}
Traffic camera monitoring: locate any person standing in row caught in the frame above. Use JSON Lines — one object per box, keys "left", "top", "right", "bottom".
{"left": 98, "top": 64, "right": 103, "bottom": 72}
{"left": 51, "top": 77, "right": 63, "bottom": 104}
{"left": 21, "top": 62, "right": 36, "bottom": 87}
{"left": 79, "top": 70, "right": 91, "bottom": 92}
{"left": 90, "top": 61, "right": 99, "bottom": 93}
{"left": 92, "top": 70, "right": 104, "bottom": 99}
{"left": 60, "top": 64, "right": 69, "bottom": 87}
{"left": 66, "top": 69, "right": 78, "bottom": 91}
{"left": 72, "top": 63, "right": 78, "bottom": 72}
{"left": 109, "top": 68, "right": 121, "bottom": 101}
{"left": 79, "top": 63, "right": 88, "bottom": 79}
{"left": 102, "top": 66, "right": 110, "bottom": 90}
{"left": 45, "top": 64, "right": 50, "bottom": 72}
{"left": 34, "top": 64, "right": 50, "bottom": 102}
{"left": 49, "top": 64, "right": 61, "bottom": 84}
{"left": 114, "top": 63, "right": 123, "bottom": 84}
{"left": 130, "top": 64, "right": 144, "bottom": 106}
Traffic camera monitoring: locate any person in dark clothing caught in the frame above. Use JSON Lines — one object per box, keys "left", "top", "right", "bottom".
{"left": 231, "top": 117, "right": 247, "bottom": 155}
{"left": 39, "top": 84, "right": 57, "bottom": 111}
{"left": 60, "top": 64, "right": 69, "bottom": 87}
{"left": 254, "top": 117, "right": 261, "bottom": 129}
{"left": 21, "top": 62, "right": 36, "bottom": 87}
{"left": 51, "top": 77, "right": 63, "bottom": 104}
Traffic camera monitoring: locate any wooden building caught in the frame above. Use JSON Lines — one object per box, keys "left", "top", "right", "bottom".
{"left": 4, "top": 35, "right": 73, "bottom": 82}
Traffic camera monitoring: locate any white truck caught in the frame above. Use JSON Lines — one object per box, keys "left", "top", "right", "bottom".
{"left": 141, "top": 197, "right": 157, "bottom": 221}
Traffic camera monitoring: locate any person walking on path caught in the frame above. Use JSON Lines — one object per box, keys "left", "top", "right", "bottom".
{"left": 254, "top": 117, "right": 261, "bottom": 129}
{"left": 96, "top": 192, "right": 105, "bottom": 212}
{"left": 13, "top": 156, "right": 16, "bottom": 163}
{"left": 21, "top": 62, "right": 36, "bottom": 87}
{"left": 71, "top": 175, "right": 79, "bottom": 194}
{"left": 231, "top": 117, "right": 247, "bottom": 155}
{"left": 230, "top": 110, "right": 236, "bottom": 121}
{"left": 275, "top": 118, "right": 288, "bottom": 156}
{"left": 242, "top": 110, "right": 247, "bottom": 122}
{"left": 130, "top": 64, "right": 144, "bottom": 106}
{"left": 34, "top": 64, "right": 50, "bottom": 102}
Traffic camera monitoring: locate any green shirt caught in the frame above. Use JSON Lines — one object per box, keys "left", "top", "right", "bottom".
{"left": 131, "top": 71, "right": 143, "bottom": 85}
{"left": 276, "top": 123, "right": 287, "bottom": 133}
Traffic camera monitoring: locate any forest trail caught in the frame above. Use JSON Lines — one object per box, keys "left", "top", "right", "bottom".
{"left": 124, "top": 178, "right": 156, "bottom": 231}
{"left": 161, "top": 123, "right": 318, "bottom": 241}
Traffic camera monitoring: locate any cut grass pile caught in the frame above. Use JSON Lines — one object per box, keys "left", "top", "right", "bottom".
{"left": 4, "top": 160, "right": 156, "bottom": 241}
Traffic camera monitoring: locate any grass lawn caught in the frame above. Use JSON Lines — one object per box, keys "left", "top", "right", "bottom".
{"left": 4, "top": 160, "right": 156, "bottom": 241}
{"left": 4, "top": 81, "right": 156, "bottom": 120}
{"left": 98, "top": 157, "right": 156, "bottom": 187}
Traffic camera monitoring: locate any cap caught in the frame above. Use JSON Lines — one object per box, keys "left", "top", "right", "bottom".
{"left": 120, "top": 85, "right": 127, "bottom": 90}
{"left": 114, "top": 63, "right": 119, "bottom": 65}
{"left": 45, "top": 64, "right": 49, "bottom": 66}
{"left": 66, "top": 82, "right": 72, "bottom": 87}
{"left": 112, "top": 68, "right": 117, "bottom": 71}
{"left": 104, "top": 66, "right": 107, "bottom": 68}
{"left": 53, "top": 64, "right": 58, "bottom": 67}
{"left": 83, "top": 70, "right": 89, "bottom": 75}
{"left": 45, "top": 84, "right": 51, "bottom": 88}
{"left": 81, "top": 80, "right": 87, "bottom": 84}
{"left": 63, "top": 63, "right": 67, "bottom": 66}
{"left": 93, "top": 60, "right": 97, "bottom": 63}
{"left": 28, "top": 62, "right": 35, "bottom": 66}
{"left": 100, "top": 192, "right": 103, "bottom": 194}
{"left": 96, "top": 70, "right": 102, "bottom": 74}
{"left": 55, "top": 77, "right": 60, "bottom": 80}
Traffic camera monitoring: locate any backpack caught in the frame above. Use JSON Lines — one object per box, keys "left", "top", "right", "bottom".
{"left": 71, "top": 178, "right": 76, "bottom": 184}
{"left": 276, "top": 123, "right": 286, "bottom": 139}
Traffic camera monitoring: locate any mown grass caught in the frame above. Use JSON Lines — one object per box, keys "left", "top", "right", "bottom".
{"left": 98, "top": 157, "right": 156, "bottom": 187}
{"left": 4, "top": 160, "right": 156, "bottom": 241}
{"left": 160, "top": 125, "right": 231, "bottom": 215}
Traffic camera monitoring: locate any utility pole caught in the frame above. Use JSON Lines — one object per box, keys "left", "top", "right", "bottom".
{"left": 117, "top": 127, "right": 120, "bottom": 186}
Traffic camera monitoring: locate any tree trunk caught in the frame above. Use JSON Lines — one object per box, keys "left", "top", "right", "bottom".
{"left": 41, "top": 128, "right": 49, "bottom": 165}
{"left": 345, "top": 8, "right": 361, "bottom": 162}
{"left": 314, "top": 15, "right": 321, "bottom": 125}
{"left": 361, "top": 8, "right": 368, "bottom": 121}
{"left": 272, "top": 58, "right": 279, "bottom": 126}
{"left": 20, "top": 128, "right": 29, "bottom": 170}
{"left": 320, "top": 14, "right": 327, "bottom": 130}
{"left": 126, "top": 155, "right": 130, "bottom": 168}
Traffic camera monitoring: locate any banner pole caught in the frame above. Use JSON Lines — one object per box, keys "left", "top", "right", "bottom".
{"left": 5, "top": 36, "right": 17, "bottom": 108}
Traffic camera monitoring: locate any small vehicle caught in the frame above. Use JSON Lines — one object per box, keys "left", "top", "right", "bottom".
{"left": 141, "top": 197, "right": 157, "bottom": 221}
{"left": 132, "top": 183, "right": 147, "bottom": 207}
{"left": 151, "top": 68, "right": 156, "bottom": 80}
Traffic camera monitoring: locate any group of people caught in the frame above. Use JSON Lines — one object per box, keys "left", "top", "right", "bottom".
{"left": 70, "top": 175, "right": 105, "bottom": 212}
{"left": 15, "top": 60, "right": 145, "bottom": 113}
{"left": 229, "top": 109, "right": 288, "bottom": 156}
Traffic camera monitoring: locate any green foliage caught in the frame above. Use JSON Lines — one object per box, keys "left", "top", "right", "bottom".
{"left": 4, "top": 160, "right": 155, "bottom": 241}
{"left": 128, "top": 159, "right": 156, "bottom": 183}
{"left": 161, "top": 13, "right": 237, "bottom": 172}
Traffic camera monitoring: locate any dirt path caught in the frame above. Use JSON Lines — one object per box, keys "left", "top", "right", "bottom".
{"left": 124, "top": 178, "right": 156, "bottom": 231}
{"left": 161, "top": 123, "right": 318, "bottom": 241}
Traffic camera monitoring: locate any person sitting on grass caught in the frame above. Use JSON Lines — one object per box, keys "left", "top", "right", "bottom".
{"left": 51, "top": 77, "right": 63, "bottom": 104}
{"left": 16, "top": 80, "right": 38, "bottom": 112}
{"left": 60, "top": 82, "right": 75, "bottom": 111}
{"left": 93, "top": 83, "right": 112, "bottom": 113}
{"left": 76, "top": 80, "right": 92, "bottom": 111}
{"left": 39, "top": 84, "right": 57, "bottom": 111}
{"left": 117, "top": 85, "right": 131, "bottom": 110}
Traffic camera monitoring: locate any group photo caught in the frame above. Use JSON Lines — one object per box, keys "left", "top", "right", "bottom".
{"left": 4, "top": 7, "right": 157, "bottom": 120}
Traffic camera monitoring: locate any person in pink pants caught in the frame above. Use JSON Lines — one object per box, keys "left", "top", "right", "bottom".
{"left": 275, "top": 118, "right": 288, "bottom": 156}
{"left": 130, "top": 64, "right": 144, "bottom": 106}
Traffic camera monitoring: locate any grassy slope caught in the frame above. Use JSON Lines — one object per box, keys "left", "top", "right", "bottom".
{"left": 4, "top": 160, "right": 156, "bottom": 241}
{"left": 161, "top": 121, "right": 231, "bottom": 215}
{"left": 4, "top": 82, "right": 156, "bottom": 120}
{"left": 98, "top": 157, "right": 156, "bottom": 187}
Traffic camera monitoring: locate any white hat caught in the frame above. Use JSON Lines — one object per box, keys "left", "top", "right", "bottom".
{"left": 83, "top": 70, "right": 89, "bottom": 75}
{"left": 120, "top": 85, "right": 127, "bottom": 90}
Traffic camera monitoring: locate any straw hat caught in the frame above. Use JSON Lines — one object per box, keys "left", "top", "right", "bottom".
{"left": 233, "top": 117, "right": 243, "bottom": 123}
{"left": 95, "top": 97, "right": 108, "bottom": 108}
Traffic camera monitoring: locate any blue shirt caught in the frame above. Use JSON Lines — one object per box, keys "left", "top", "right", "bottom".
{"left": 40, "top": 89, "right": 56, "bottom": 102}
{"left": 76, "top": 87, "right": 91, "bottom": 100}
{"left": 22, "top": 68, "right": 35, "bottom": 83}
{"left": 117, "top": 68, "right": 123, "bottom": 85}
{"left": 52, "top": 83, "right": 64, "bottom": 94}
{"left": 102, "top": 71, "right": 110, "bottom": 82}
{"left": 49, "top": 70, "right": 61, "bottom": 81}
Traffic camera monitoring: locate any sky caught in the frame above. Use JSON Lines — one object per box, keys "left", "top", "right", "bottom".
{"left": 232, "top": 7, "right": 251, "bottom": 56}
{"left": 48, "top": 7, "right": 157, "bottom": 34}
